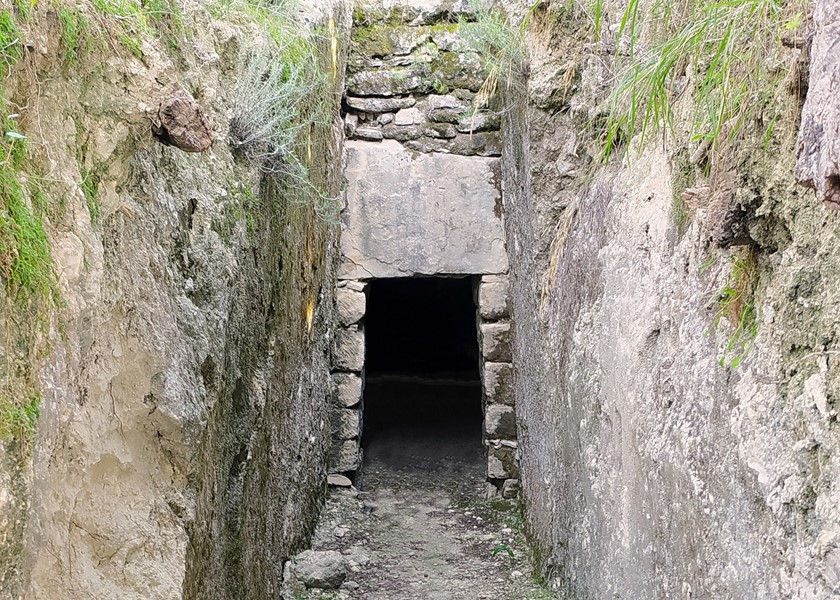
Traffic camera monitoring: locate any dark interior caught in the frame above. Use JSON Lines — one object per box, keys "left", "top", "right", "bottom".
{"left": 361, "top": 277, "right": 484, "bottom": 484}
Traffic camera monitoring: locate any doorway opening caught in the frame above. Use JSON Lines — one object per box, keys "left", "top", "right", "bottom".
{"left": 361, "top": 276, "right": 484, "bottom": 482}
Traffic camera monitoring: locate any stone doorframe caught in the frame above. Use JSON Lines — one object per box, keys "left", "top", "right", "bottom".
{"left": 329, "top": 274, "right": 519, "bottom": 498}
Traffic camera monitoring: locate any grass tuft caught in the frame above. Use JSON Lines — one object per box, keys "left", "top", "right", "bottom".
{"left": 714, "top": 247, "right": 758, "bottom": 369}
{"left": 600, "top": 0, "right": 807, "bottom": 165}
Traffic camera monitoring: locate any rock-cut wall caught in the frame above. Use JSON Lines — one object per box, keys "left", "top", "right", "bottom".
{"left": 502, "top": 1, "right": 840, "bottom": 598}
{"left": 0, "top": 2, "right": 351, "bottom": 598}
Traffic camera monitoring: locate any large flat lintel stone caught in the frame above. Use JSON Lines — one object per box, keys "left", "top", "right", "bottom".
{"left": 339, "top": 140, "right": 508, "bottom": 280}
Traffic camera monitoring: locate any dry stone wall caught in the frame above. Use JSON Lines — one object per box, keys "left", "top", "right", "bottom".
{"left": 331, "top": 4, "right": 518, "bottom": 494}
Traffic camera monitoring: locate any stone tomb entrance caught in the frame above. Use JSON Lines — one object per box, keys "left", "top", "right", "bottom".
{"left": 362, "top": 277, "right": 484, "bottom": 477}
{"left": 329, "top": 138, "right": 519, "bottom": 497}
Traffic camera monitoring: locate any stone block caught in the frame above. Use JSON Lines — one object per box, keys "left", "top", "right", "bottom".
{"left": 487, "top": 445, "right": 519, "bottom": 480}
{"left": 289, "top": 550, "right": 347, "bottom": 589}
{"left": 479, "top": 278, "right": 509, "bottom": 320}
{"left": 395, "top": 107, "right": 423, "bottom": 125}
{"left": 481, "top": 322, "right": 511, "bottom": 362}
{"left": 334, "top": 328, "right": 364, "bottom": 372}
{"left": 330, "top": 440, "right": 361, "bottom": 473}
{"left": 457, "top": 112, "right": 501, "bottom": 133}
{"left": 334, "top": 408, "right": 361, "bottom": 440}
{"left": 346, "top": 96, "right": 416, "bottom": 113}
{"left": 340, "top": 140, "right": 508, "bottom": 279}
{"left": 337, "top": 288, "right": 366, "bottom": 326}
{"left": 483, "top": 361, "right": 513, "bottom": 406}
{"left": 354, "top": 127, "right": 383, "bottom": 141}
{"left": 502, "top": 478, "right": 520, "bottom": 499}
{"left": 332, "top": 373, "right": 362, "bottom": 407}
{"left": 485, "top": 404, "right": 516, "bottom": 440}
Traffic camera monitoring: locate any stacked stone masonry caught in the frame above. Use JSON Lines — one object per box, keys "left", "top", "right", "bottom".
{"left": 331, "top": 9, "right": 518, "bottom": 495}
{"left": 330, "top": 281, "right": 367, "bottom": 473}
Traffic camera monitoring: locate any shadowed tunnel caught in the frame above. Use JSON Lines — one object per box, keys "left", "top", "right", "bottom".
{"left": 361, "top": 276, "right": 484, "bottom": 481}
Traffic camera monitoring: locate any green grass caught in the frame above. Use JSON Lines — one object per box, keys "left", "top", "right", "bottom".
{"left": 0, "top": 9, "right": 23, "bottom": 77}
{"left": 0, "top": 389, "right": 40, "bottom": 443}
{"left": 56, "top": 3, "right": 89, "bottom": 64}
{"left": 600, "top": 0, "right": 807, "bottom": 165}
{"left": 81, "top": 169, "right": 100, "bottom": 224}
{"left": 714, "top": 247, "right": 759, "bottom": 368}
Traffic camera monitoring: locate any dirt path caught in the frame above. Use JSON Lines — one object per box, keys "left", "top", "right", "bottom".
{"left": 302, "top": 453, "right": 552, "bottom": 600}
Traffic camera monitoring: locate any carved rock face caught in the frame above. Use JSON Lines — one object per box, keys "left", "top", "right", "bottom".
{"left": 155, "top": 90, "right": 213, "bottom": 153}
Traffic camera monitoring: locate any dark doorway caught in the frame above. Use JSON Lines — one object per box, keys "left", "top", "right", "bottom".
{"left": 361, "top": 276, "right": 484, "bottom": 484}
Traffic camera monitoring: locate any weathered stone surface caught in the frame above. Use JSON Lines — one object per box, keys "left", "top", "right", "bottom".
{"left": 154, "top": 90, "right": 212, "bottom": 153}
{"left": 381, "top": 124, "right": 424, "bottom": 141}
{"left": 483, "top": 362, "right": 513, "bottom": 406}
{"left": 479, "top": 278, "right": 509, "bottom": 320}
{"left": 480, "top": 322, "right": 511, "bottom": 362}
{"left": 327, "top": 474, "right": 353, "bottom": 487}
{"left": 485, "top": 404, "right": 516, "bottom": 440}
{"left": 344, "top": 113, "right": 359, "bottom": 137}
{"left": 402, "top": 132, "right": 502, "bottom": 156}
{"left": 501, "top": 478, "right": 520, "bottom": 499}
{"left": 457, "top": 112, "right": 500, "bottom": 133}
{"left": 340, "top": 140, "right": 507, "bottom": 279}
{"left": 378, "top": 113, "right": 394, "bottom": 125}
{"left": 423, "top": 122, "right": 457, "bottom": 139}
{"left": 334, "top": 408, "right": 361, "bottom": 440}
{"left": 354, "top": 126, "right": 384, "bottom": 141}
{"left": 795, "top": 0, "right": 840, "bottom": 209}
{"left": 487, "top": 445, "right": 518, "bottom": 480}
{"left": 290, "top": 550, "right": 347, "bottom": 589}
{"left": 347, "top": 69, "right": 423, "bottom": 96}
{"left": 337, "top": 288, "right": 366, "bottom": 326}
{"left": 332, "top": 372, "right": 362, "bottom": 408}
{"left": 428, "top": 93, "right": 466, "bottom": 111}
{"left": 330, "top": 440, "right": 361, "bottom": 473}
{"left": 334, "top": 328, "right": 365, "bottom": 371}
{"left": 346, "top": 96, "right": 416, "bottom": 113}
{"left": 394, "top": 107, "right": 423, "bottom": 125}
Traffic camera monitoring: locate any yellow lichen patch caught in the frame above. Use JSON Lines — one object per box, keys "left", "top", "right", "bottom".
{"left": 305, "top": 297, "right": 315, "bottom": 332}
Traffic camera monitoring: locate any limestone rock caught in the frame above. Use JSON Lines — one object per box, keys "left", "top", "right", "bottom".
{"left": 479, "top": 278, "right": 509, "bottom": 320}
{"left": 488, "top": 445, "right": 518, "bottom": 480}
{"left": 354, "top": 126, "right": 384, "bottom": 141}
{"left": 483, "top": 362, "right": 513, "bottom": 406}
{"left": 332, "top": 373, "right": 362, "bottom": 408}
{"left": 395, "top": 107, "right": 423, "bottom": 125}
{"left": 327, "top": 474, "right": 353, "bottom": 487}
{"left": 290, "top": 550, "right": 347, "bottom": 589}
{"left": 154, "top": 90, "right": 212, "bottom": 153}
{"left": 347, "top": 70, "right": 423, "bottom": 96}
{"left": 485, "top": 404, "right": 516, "bottom": 440}
{"left": 337, "top": 288, "right": 366, "bottom": 326}
{"left": 334, "top": 328, "right": 365, "bottom": 372}
{"left": 795, "top": 0, "right": 840, "bottom": 209}
{"left": 334, "top": 408, "right": 361, "bottom": 440}
{"left": 346, "top": 96, "right": 416, "bottom": 113}
{"left": 457, "top": 112, "right": 500, "bottom": 133}
{"left": 340, "top": 140, "right": 508, "bottom": 279}
{"left": 502, "top": 479, "right": 520, "bottom": 499}
{"left": 481, "top": 322, "right": 511, "bottom": 362}
{"left": 331, "top": 440, "right": 361, "bottom": 473}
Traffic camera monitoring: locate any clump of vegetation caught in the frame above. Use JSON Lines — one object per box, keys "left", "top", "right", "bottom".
{"left": 599, "top": 0, "right": 807, "bottom": 165}
{"left": 459, "top": 0, "right": 529, "bottom": 110}
{"left": 81, "top": 169, "right": 100, "bottom": 224}
{"left": 714, "top": 247, "right": 759, "bottom": 368}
